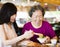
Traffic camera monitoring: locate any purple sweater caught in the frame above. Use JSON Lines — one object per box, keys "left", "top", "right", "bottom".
{"left": 22, "top": 21, "right": 56, "bottom": 43}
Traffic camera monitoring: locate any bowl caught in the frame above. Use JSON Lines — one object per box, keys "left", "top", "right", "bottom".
{"left": 51, "top": 39, "right": 57, "bottom": 44}
{"left": 37, "top": 38, "right": 47, "bottom": 43}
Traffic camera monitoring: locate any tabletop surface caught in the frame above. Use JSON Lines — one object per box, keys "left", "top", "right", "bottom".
{"left": 17, "top": 43, "right": 60, "bottom": 47}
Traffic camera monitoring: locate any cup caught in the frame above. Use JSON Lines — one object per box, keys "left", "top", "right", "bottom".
{"left": 51, "top": 39, "right": 57, "bottom": 44}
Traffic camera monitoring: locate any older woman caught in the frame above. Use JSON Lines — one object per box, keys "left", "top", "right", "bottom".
{"left": 22, "top": 5, "right": 57, "bottom": 43}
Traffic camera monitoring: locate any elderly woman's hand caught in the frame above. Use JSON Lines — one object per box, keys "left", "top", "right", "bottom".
{"left": 44, "top": 36, "right": 51, "bottom": 43}
{"left": 23, "top": 30, "right": 34, "bottom": 39}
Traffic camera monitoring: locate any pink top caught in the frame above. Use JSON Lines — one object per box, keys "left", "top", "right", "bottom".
{"left": 22, "top": 21, "right": 56, "bottom": 43}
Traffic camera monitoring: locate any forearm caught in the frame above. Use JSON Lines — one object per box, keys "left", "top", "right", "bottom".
{"left": 45, "top": 36, "right": 58, "bottom": 43}
{"left": 4, "top": 34, "right": 25, "bottom": 45}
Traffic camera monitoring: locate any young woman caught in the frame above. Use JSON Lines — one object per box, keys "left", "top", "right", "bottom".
{"left": 0, "top": 2, "right": 34, "bottom": 47}
{"left": 22, "top": 5, "right": 57, "bottom": 43}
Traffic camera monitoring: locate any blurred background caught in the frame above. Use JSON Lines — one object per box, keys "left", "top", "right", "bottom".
{"left": 0, "top": 0, "right": 60, "bottom": 42}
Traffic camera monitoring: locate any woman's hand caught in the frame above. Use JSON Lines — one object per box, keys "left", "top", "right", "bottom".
{"left": 23, "top": 30, "right": 34, "bottom": 39}
{"left": 44, "top": 36, "right": 50, "bottom": 43}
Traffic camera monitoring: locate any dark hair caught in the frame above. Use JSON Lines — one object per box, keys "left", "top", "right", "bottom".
{"left": 29, "top": 5, "right": 45, "bottom": 17}
{"left": 0, "top": 2, "right": 17, "bottom": 24}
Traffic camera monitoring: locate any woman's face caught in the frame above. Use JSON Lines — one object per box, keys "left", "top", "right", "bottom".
{"left": 10, "top": 14, "right": 16, "bottom": 23}
{"left": 31, "top": 10, "right": 43, "bottom": 23}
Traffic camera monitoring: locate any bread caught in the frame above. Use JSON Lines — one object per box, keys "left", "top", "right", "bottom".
{"left": 27, "top": 42, "right": 49, "bottom": 47}
{"left": 27, "top": 42, "right": 41, "bottom": 47}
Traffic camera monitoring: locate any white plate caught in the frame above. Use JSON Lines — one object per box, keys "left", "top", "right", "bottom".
{"left": 37, "top": 38, "right": 47, "bottom": 43}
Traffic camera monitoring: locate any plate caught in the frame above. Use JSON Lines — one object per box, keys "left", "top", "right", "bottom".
{"left": 37, "top": 38, "right": 47, "bottom": 43}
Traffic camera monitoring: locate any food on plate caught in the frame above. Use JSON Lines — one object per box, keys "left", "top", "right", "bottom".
{"left": 34, "top": 33, "right": 44, "bottom": 38}
{"left": 39, "top": 34, "right": 44, "bottom": 38}
{"left": 27, "top": 41, "right": 41, "bottom": 47}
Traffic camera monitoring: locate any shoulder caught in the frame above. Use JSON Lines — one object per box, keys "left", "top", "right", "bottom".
{"left": 22, "top": 22, "right": 31, "bottom": 31}
{"left": 43, "top": 21, "right": 51, "bottom": 25}
{"left": 24, "top": 22, "right": 31, "bottom": 26}
{"left": 0, "top": 24, "right": 5, "bottom": 32}
{"left": 0, "top": 23, "right": 6, "bottom": 27}
{"left": 0, "top": 23, "right": 7, "bottom": 30}
{"left": 23, "top": 22, "right": 31, "bottom": 28}
{"left": 43, "top": 21, "right": 49, "bottom": 24}
{"left": 0, "top": 24, "right": 6, "bottom": 40}
{"left": 0, "top": 24, "right": 4, "bottom": 28}
{"left": 42, "top": 21, "right": 52, "bottom": 27}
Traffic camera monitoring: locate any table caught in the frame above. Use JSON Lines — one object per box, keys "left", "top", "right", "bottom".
{"left": 17, "top": 43, "right": 60, "bottom": 47}
{"left": 46, "top": 43, "right": 60, "bottom": 47}
{"left": 17, "top": 42, "right": 48, "bottom": 47}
